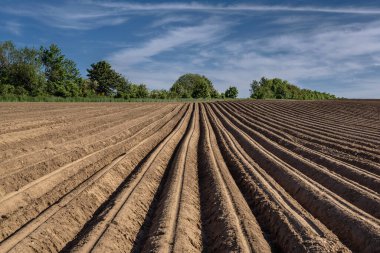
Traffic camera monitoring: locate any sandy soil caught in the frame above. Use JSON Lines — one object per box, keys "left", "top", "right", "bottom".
{"left": 0, "top": 100, "right": 379, "bottom": 252}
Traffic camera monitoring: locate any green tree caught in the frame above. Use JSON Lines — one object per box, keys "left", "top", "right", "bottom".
{"left": 115, "top": 78, "right": 132, "bottom": 98}
{"left": 170, "top": 73, "right": 218, "bottom": 98}
{"left": 41, "top": 44, "right": 81, "bottom": 97}
{"left": 0, "top": 41, "right": 46, "bottom": 96}
{"left": 135, "top": 84, "right": 149, "bottom": 98}
{"left": 167, "top": 90, "right": 179, "bottom": 99}
{"left": 249, "top": 80, "right": 261, "bottom": 98}
{"left": 202, "top": 75, "right": 219, "bottom": 98}
{"left": 125, "top": 83, "right": 138, "bottom": 98}
{"left": 150, "top": 89, "right": 168, "bottom": 99}
{"left": 79, "top": 79, "right": 97, "bottom": 97}
{"left": 250, "top": 77, "right": 336, "bottom": 100}
{"left": 192, "top": 79, "right": 210, "bottom": 98}
{"left": 0, "top": 41, "right": 17, "bottom": 85}
{"left": 170, "top": 74, "right": 195, "bottom": 98}
{"left": 116, "top": 83, "right": 150, "bottom": 99}
{"left": 8, "top": 62, "right": 45, "bottom": 96}
{"left": 87, "top": 60, "right": 126, "bottom": 96}
{"left": 0, "top": 84, "right": 15, "bottom": 96}
{"left": 224, "top": 86, "right": 238, "bottom": 98}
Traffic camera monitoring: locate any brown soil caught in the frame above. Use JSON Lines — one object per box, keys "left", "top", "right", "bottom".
{"left": 0, "top": 100, "right": 379, "bottom": 253}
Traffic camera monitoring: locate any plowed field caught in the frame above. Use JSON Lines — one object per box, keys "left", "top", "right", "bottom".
{"left": 0, "top": 100, "right": 379, "bottom": 252}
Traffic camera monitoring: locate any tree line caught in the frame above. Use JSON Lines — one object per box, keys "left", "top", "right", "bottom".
{"left": 0, "top": 41, "right": 238, "bottom": 99}
{"left": 250, "top": 77, "right": 337, "bottom": 100}
{"left": 1, "top": 41, "right": 338, "bottom": 100}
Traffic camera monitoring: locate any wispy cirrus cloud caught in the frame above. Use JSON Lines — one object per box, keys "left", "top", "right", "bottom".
{"left": 108, "top": 18, "right": 232, "bottom": 70}
{"left": 2, "top": 1, "right": 380, "bottom": 98}
{"left": 95, "top": 2, "right": 380, "bottom": 15}
{"left": 1, "top": 1, "right": 127, "bottom": 30}
{"left": 203, "top": 20, "right": 380, "bottom": 97}
{"left": 3, "top": 21, "right": 22, "bottom": 35}
{"left": 150, "top": 15, "right": 194, "bottom": 28}
{"left": 2, "top": 1, "right": 380, "bottom": 30}
{"left": 109, "top": 17, "right": 380, "bottom": 98}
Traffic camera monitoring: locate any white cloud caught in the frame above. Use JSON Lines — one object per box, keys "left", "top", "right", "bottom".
{"left": 150, "top": 15, "right": 194, "bottom": 27}
{"left": 3, "top": 1, "right": 380, "bottom": 30}
{"left": 95, "top": 2, "right": 380, "bottom": 15}
{"left": 206, "top": 21, "right": 380, "bottom": 97}
{"left": 1, "top": 2, "right": 127, "bottom": 30}
{"left": 108, "top": 18, "right": 232, "bottom": 70}
{"left": 3, "top": 21, "right": 22, "bottom": 35}
{"left": 3, "top": 1, "right": 380, "bottom": 98}
{"left": 107, "top": 18, "right": 380, "bottom": 98}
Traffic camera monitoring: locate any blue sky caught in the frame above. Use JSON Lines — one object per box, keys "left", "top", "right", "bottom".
{"left": 1, "top": 0, "right": 380, "bottom": 98}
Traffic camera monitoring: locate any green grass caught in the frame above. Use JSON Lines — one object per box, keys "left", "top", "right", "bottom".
{"left": 0, "top": 95, "right": 241, "bottom": 103}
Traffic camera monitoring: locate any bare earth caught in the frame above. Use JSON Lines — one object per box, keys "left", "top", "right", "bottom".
{"left": 0, "top": 100, "right": 379, "bottom": 252}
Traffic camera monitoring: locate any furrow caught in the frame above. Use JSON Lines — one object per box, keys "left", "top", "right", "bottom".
{"left": 197, "top": 103, "right": 271, "bottom": 253}
{"left": 257, "top": 101, "right": 380, "bottom": 136}
{"left": 236, "top": 102, "right": 380, "bottom": 160}
{"left": 220, "top": 102, "right": 380, "bottom": 192}
{"left": 0, "top": 104, "right": 174, "bottom": 176}
{"left": 1, "top": 100, "right": 378, "bottom": 253}
{"left": 246, "top": 102, "right": 380, "bottom": 147}
{"left": 1, "top": 104, "right": 189, "bottom": 253}
{"left": 210, "top": 103, "right": 380, "bottom": 252}
{"left": 0, "top": 104, "right": 186, "bottom": 241}
{"left": 66, "top": 104, "right": 192, "bottom": 253}
{"left": 227, "top": 101, "right": 380, "bottom": 177}
{"left": 141, "top": 103, "right": 202, "bottom": 252}
{"left": 0, "top": 103, "right": 139, "bottom": 136}
{"left": 214, "top": 103, "right": 380, "bottom": 218}
{"left": 248, "top": 101, "right": 380, "bottom": 141}
{"left": 0, "top": 104, "right": 158, "bottom": 161}
{"left": 0, "top": 105, "right": 176, "bottom": 195}
{"left": 243, "top": 100, "right": 380, "bottom": 136}
{"left": 205, "top": 103, "right": 349, "bottom": 253}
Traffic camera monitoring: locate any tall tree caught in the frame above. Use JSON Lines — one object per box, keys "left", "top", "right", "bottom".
{"left": 135, "top": 84, "right": 149, "bottom": 98}
{"left": 202, "top": 75, "right": 219, "bottom": 98}
{"left": 192, "top": 79, "right": 210, "bottom": 98}
{"left": 0, "top": 41, "right": 46, "bottom": 96}
{"left": 41, "top": 44, "right": 81, "bottom": 97}
{"left": 224, "top": 86, "right": 238, "bottom": 98}
{"left": 87, "top": 60, "right": 126, "bottom": 96}
{"left": 170, "top": 73, "right": 217, "bottom": 98}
